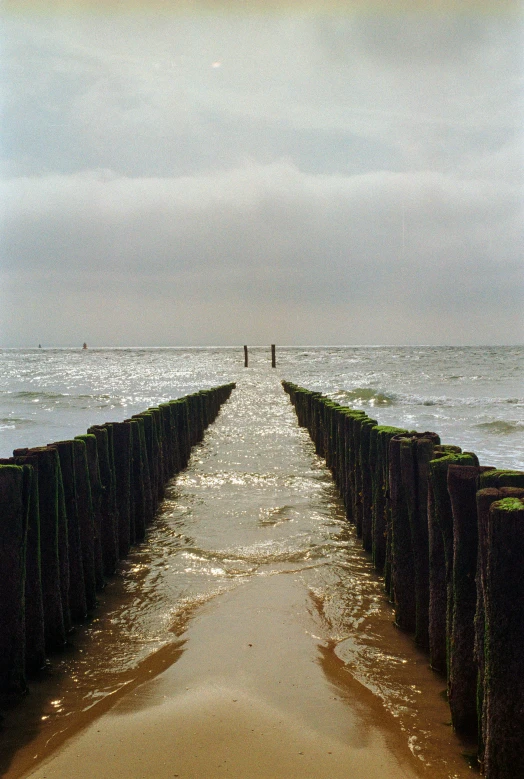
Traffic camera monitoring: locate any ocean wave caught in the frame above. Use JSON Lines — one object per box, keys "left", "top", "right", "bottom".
{"left": 0, "top": 416, "right": 34, "bottom": 429}
{"left": 331, "top": 388, "right": 396, "bottom": 407}
{"left": 474, "top": 420, "right": 524, "bottom": 435}
{"left": 3, "top": 391, "right": 119, "bottom": 410}
{"left": 8, "top": 391, "right": 68, "bottom": 400}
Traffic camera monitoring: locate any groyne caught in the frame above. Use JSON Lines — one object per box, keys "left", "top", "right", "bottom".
{"left": 282, "top": 381, "right": 524, "bottom": 779}
{"left": 0, "top": 384, "right": 235, "bottom": 698}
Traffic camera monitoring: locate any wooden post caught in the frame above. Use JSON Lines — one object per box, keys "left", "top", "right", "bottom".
{"left": 271, "top": 344, "right": 276, "bottom": 368}
{"left": 244, "top": 345, "right": 248, "bottom": 368}
{"left": 483, "top": 496, "right": 524, "bottom": 779}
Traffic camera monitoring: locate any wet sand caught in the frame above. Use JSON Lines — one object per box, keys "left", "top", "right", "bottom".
{"left": 2, "top": 367, "right": 477, "bottom": 778}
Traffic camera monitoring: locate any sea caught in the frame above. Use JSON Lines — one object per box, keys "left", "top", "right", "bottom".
{"left": 1, "top": 345, "right": 522, "bottom": 469}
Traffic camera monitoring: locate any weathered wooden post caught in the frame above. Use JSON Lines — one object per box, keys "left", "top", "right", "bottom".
{"left": 54, "top": 440, "right": 87, "bottom": 622}
{"left": 475, "top": 482, "right": 524, "bottom": 768}
{"left": 483, "top": 496, "right": 524, "bottom": 779}
{"left": 271, "top": 344, "right": 276, "bottom": 368}
{"left": 71, "top": 438, "right": 97, "bottom": 611}
{"left": 244, "top": 345, "right": 248, "bottom": 368}
{"left": 0, "top": 464, "right": 29, "bottom": 693}
{"left": 13, "top": 446, "right": 67, "bottom": 649}
{"left": 389, "top": 435, "right": 416, "bottom": 633}
{"left": 76, "top": 434, "right": 105, "bottom": 591}
{"left": 87, "top": 426, "right": 119, "bottom": 576}
{"left": 110, "top": 421, "right": 133, "bottom": 559}
{"left": 446, "top": 464, "right": 494, "bottom": 737}
{"left": 428, "top": 451, "right": 478, "bottom": 677}
{"left": 15, "top": 456, "right": 46, "bottom": 673}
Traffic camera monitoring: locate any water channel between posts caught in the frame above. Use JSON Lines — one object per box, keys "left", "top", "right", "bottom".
{"left": 4, "top": 366, "right": 476, "bottom": 779}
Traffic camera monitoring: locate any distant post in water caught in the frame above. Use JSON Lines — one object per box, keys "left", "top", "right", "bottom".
{"left": 244, "top": 345, "right": 248, "bottom": 368}
{"left": 271, "top": 344, "right": 276, "bottom": 368}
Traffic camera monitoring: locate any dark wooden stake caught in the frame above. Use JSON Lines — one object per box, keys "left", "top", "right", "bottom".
{"left": 244, "top": 345, "right": 248, "bottom": 368}
{"left": 271, "top": 344, "right": 276, "bottom": 368}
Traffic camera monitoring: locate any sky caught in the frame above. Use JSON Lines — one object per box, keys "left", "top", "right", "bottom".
{"left": 1, "top": 0, "right": 523, "bottom": 347}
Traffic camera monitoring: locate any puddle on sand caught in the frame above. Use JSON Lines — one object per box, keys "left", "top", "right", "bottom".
{"left": 2, "top": 367, "right": 477, "bottom": 778}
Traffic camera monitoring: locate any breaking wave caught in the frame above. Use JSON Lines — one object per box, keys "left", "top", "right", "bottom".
{"left": 331, "top": 388, "right": 396, "bottom": 407}
{"left": 475, "top": 420, "right": 524, "bottom": 435}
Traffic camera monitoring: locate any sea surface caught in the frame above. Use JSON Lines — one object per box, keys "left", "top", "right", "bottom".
{"left": 1, "top": 345, "right": 522, "bottom": 469}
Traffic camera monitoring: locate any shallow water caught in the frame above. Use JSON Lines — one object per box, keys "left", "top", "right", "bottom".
{"left": 2, "top": 366, "right": 477, "bottom": 778}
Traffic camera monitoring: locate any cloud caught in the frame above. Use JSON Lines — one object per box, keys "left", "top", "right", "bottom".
{"left": 2, "top": 9, "right": 522, "bottom": 176}
{"left": 1, "top": 158, "right": 522, "bottom": 345}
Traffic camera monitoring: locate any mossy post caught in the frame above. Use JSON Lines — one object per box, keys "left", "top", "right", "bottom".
{"left": 427, "top": 452, "right": 450, "bottom": 674}
{"left": 55, "top": 452, "right": 71, "bottom": 632}
{"left": 0, "top": 464, "right": 29, "bottom": 694}
{"left": 371, "top": 426, "right": 407, "bottom": 579}
{"left": 15, "top": 456, "right": 46, "bottom": 673}
{"left": 136, "top": 412, "right": 159, "bottom": 514}
{"left": 446, "top": 464, "right": 494, "bottom": 738}
{"left": 338, "top": 405, "right": 346, "bottom": 496}
{"left": 134, "top": 415, "right": 154, "bottom": 526}
{"left": 429, "top": 452, "right": 478, "bottom": 679}
{"left": 389, "top": 436, "right": 416, "bottom": 633}
{"left": 76, "top": 434, "right": 105, "bottom": 591}
{"left": 54, "top": 440, "right": 87, "bottom": 622}
{"left": 87, "top": 426, "right": 119, "bottom": 576}
{"left": 360, "top": 418, "right": 377, "bottom": 552}
{"left": 147, "top": 408, "right": 166, "bottom": 501}
{"left": 478, "top": 469, "right": 524, "bottom": 491}
{"left": 159, "top": 404, "right": 175, "bottom": 479}
{"left": 178, "top": 398, "right": 192, "bottom": 470}
{"left": 474, "top": 484, "right": 524, "bottom": 768}
{"left": 348, "top": 411, "right": 368, "bottom": 536}
{"left": 13, "top": 446, "right": 66, "bottom": 650}
{"left": 127, "top": 418, "right": 147, "bottom": 543}
{"left": 408, "top": 435, "right": 440, "bottom": 649}
{"left": 110, "top": 421, "right": 133, "bottom": 559}
{"left": 483, "top": 497, "right": 524, "bottom": 779}
{"left": 71, "top": 439, "right": 97, "bottom": 611}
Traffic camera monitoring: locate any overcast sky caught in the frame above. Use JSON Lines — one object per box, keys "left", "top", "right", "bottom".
{"left": 1, "top": 0, "right": 522, "bottom": 346}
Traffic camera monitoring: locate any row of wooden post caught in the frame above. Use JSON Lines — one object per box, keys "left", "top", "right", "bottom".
{"left": 282, "top": 381, "right": 524, "bottom": 779}
{"left": 0, "top": 383, "right": 235, "bottom": 698}
{"left": 243, "top": 345, "right": 276, "bottom": 368}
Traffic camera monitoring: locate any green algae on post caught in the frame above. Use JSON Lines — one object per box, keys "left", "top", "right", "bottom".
{"left": 87, "top": 426, "right": 119, "bottom": 577}
{"left": 4, "top": 455, "right": 46, "bottom": 675}
{"left": 446, "top": 464, "right": 494, "bottom": 738}
{"left": 109, "top": 421, "right": 133, "bottom": 559}
{"left": 401, "top": 434, "right": 440, "bottom": 649}
{"left": 0, "top": 465, "right": 29, "bottom": 694}
{"left": 428, "top": 453, "right": 477, "bottom": 679}
{"left": 389, "top": 436, "right": 416, "bottom": 633}
{"left": 54, "top": 440, "right": 87, "bottom": 622}
{"left": 474, "top": 485, "right": 524, "bottom": 770}
{"left": 371, "top": 425, "right": 407, "bottom": 578}
{"left": 71, "top": 439, "right": 97, "bottom": 612}
{"left": 76, "top": 434, "right": 105, "bottom": 590}
{"left": 17, "top": 457, "right": 46, "bottom": 674}
{"left": 126, "top": 418, "right": 147, "bottom": 543}
{"left": 483, "top": 496, "right": 524, "bottom": 779}
{"left": 16, "top": 447, "right": 66, "bottom": 650}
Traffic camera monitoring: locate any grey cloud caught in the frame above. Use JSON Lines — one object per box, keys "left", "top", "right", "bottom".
{"left": 2, "top": 161, "right": 521, "bottom": 309}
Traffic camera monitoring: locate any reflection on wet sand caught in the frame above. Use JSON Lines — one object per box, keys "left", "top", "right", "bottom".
{"left": 2, "top": 367, "right": 476, "bottom": 778}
